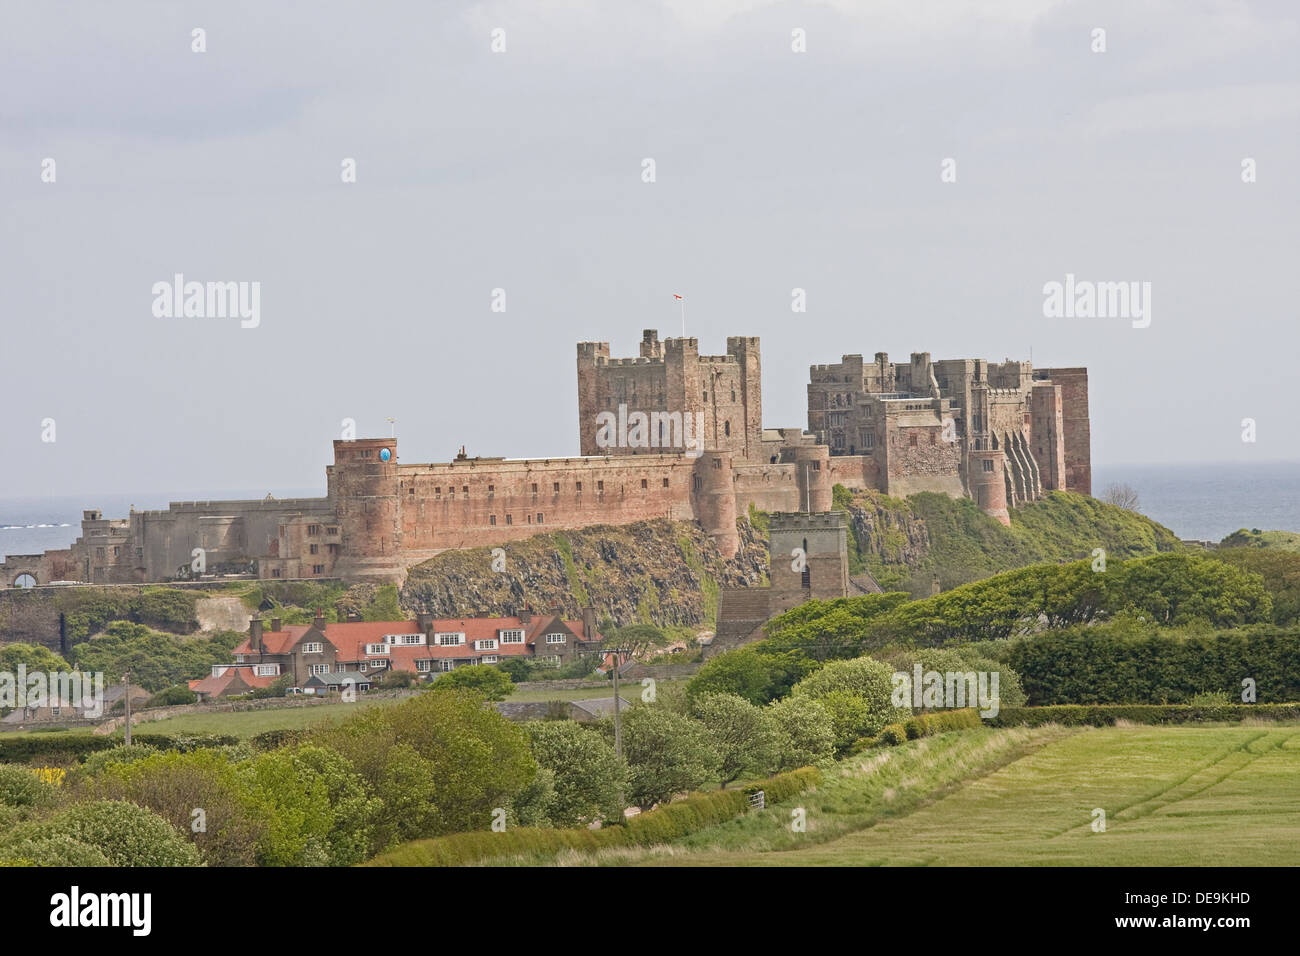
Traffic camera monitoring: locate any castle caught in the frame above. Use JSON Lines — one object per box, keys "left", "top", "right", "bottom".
{"left": 1, "top": 330, "right": 1089, "bottom": 588}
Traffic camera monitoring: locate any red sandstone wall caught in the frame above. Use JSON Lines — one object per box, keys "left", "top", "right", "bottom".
{"left": 1045, "top": 368, "right": 1092, "bottom": 495}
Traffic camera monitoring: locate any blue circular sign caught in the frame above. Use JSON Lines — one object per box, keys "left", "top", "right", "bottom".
{"left": 380, "top": 447, "right": 392, "bottom": 462}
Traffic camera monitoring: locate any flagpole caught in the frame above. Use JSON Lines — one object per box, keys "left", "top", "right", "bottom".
{"left": 680, "top": 297, "right": 686, "bottom": 337}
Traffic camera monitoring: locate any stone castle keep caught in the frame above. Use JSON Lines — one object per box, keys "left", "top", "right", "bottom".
{"left": 1, "top": 330, "right": 1089, "bottom": 587}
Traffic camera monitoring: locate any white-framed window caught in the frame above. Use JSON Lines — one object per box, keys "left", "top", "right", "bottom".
{"left": 309, "top": 663, "right": 330, "bottom": 676}
{"left": 545, "top": 633, "right": 566, "bottom": 644}
{"left": 538, "top": 655, "right": 562, "bottom": 667}
{"left": 438, "top": 660, "right": 454, "bottom": 672}
{"left": 357, "top": 663, "right": 367, "bottom": 671}
{"left": 416, "top": 660, "right": 432, "bottom": 672}
{"left": 474, "top": 639, "right": 498, "bottom": 651}
{"left": 436, "top": 632, "right": 465, "bottom": 646}
{"left": 499, "top": 629, "right": 525, "bottom": 644}
{"left": 481, "top": 655, "right": 499, "bottom": 664}
{"left": 302, "top": 642, "right": 323, "bottom": 654}
{"left": 255, "top": 664, "right": 279, "bottom": 677}
{"left": 368, "top": 660, "right": 388, "bottom": 671}
{"left": 235, "top": 654, "right": 246, "bottom": 663}
{"left": 365, "top": 643, "right": 388, "bottom": 655}
{"left": 393, "top": 634, "right": 425, "bottom": 645}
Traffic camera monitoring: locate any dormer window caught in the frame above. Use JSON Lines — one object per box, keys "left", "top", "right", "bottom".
{"left": 545, "top": 633, "right": 566, "bottom": 645}
{"left": 436, "top": 632, "right": 465, "bottom": 646}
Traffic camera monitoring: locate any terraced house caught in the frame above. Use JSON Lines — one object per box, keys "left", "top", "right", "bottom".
{"left": 208, "top": 607, "right": 603, "bottom": 696}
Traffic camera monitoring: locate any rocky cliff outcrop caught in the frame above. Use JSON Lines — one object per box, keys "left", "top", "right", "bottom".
{"left": 400, "top": 518, "right": 766, "bottom": 628}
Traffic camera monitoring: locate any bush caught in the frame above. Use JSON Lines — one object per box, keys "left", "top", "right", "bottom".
{"left": 878, "top": 723, "right": 907, "bottom": 746}
{"left": 686, "top": 646, "right": 814, "bottom": 705}
{"left": 427, "top": 665, "right": 515, "bottom": 701}
{"left": 989, "top": 703, "right": 1300, "bottom": 727}
{"left": 77, "top": 744, "right": 161, "bottom": 778}
{"left": 0, "top": 764, "right": 58, "bottom": 808}
{"left": 365, "top": 765, "right": 822, "bottom": 867}
{"left": 145, "top": 685, "right": 198, "bottom": 708}
{"left": 56, "top": 800, "right": 203, "bottom": 867}
{"left": 689, "top": 693, "right": 783, "bottom": 785}
{"left": 89, "top": 749, "right": 265, "bottom": 866}
{"left": 0, "top": 826, "right": 111, "bottom": 867}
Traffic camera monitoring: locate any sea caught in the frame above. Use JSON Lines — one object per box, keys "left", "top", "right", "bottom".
{"left": 0, "top": 463, "right": 1296, "bottom": 562}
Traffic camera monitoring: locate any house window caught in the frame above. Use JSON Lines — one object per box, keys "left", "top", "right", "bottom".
{"left": 531, "top": 483, "right": 539, "bottom": 494}
{"left": 416, "top": 660, "right": 432, "bottom": 672}
{"left": 506, "top": 514, "right": 513, "bottom": 525}
{"left": 500, "top": 629, "right": 524, "bottom": 643}
{"left": 475, "top": 639, "right": 498, "bottom": 651}
{"left": 326, "top": 527, "right": 338, "bottom": 536}
{"left": 576, "top": 481, "right": 582, "bottom": 492}
{"left": 395, "top": 634, "right": 424, "bottom": 645}
{"left": 256, "top": 665, "right": 279, "bottom": 677}
{"left": 553, "top": 482, "right": 560, "bottom": 492}
{"left": 307, "top": 524, "right": 320, "bottom": 536}
{"left": 909, "top": 433, "right": 918, "bottom": 447}
{"left": 462, "top": 485, "right": 468, "bottom": 496}
{"left": 481, "top": 655, "right": 499, "bottom": 664}
{"left": 537, "top": 513, "right": 544, "bottom": 523}
{"left": 309, "top": 663, "right": 330, "bottom": 676}
{"left": 663, "top": 478, "right": 669, "bottom": 488}
{"left": 436, "top": 633, "right": 465, "bottom": 646}
{"left": 309, "top": 543, "right": 319, "bottom": 555}
{"left": 641, "top": 478, "right": 648, "bottom": 489}
{"left": 539, "top": 655, "right": 562, "bottom": 667}
{"left": 724, "top": 421, "right": 731, "bottom": 437}
{"left": 312, "top": 564, "right": 324, "bottom": 575}
{"left": 365, "top": 643, "right": 388, "bottom": 655}
{"left": 982, "top": 459, "right": 994, "bottom": 473}
{"left": 488, "top": 484, "right": 495, "bottom": 497}
{"left": 439, "top": 661, "right": 455, "bottom": 672}
{"left": 272, "top": 569, "right": 282, "bottom": 578}
{"left": 597, "top": 481, "right": 604, "bottom": 492}
{"left": 545, "top": 633, "right": 566, "bottom": 644}
{"left": 489, "top": 515, "right": 496, "bottom": 525}
{"left": 303, "top": 642, "right": 323, "bottom": 654}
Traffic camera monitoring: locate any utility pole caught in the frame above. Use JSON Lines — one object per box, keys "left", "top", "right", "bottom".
{"left": 122, "top": 671, "right": 132, "bottom": 747}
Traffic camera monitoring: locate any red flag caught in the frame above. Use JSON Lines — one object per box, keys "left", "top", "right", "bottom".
{"left": 673, "top": 294, "right": 683, "bottom": 299}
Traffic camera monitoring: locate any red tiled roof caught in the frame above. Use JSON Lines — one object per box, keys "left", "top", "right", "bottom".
{"left": 191, "top": 665, "right": 278, "bottom": 697}
{"left": 232, "top": 624, "right": 312, "bottom": 656}
{"left": 324, "top": 615, "right": 601, "bottom": 670}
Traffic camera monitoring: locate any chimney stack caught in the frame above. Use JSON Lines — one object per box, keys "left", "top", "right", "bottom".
{"left": 417, "top": 612, "right": 433, "bottom": 635}
{"left": 519, "top": 606, "right": 532, "bottom": 625}
{"left": 581, "top": 606, "right": 596, "bottom": 639}
{"left": 249, "top": 619, "right": 263, "bottom": 652}
{"left": 271, "top": 617, "right": 282, "bottom": 633}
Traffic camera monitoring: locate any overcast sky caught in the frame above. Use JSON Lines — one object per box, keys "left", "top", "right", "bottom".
{"left": 2, "top": 0, "right": 1297, "bottom": 499}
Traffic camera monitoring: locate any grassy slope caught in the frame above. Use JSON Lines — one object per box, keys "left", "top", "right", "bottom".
{"left": 845, "top": 488, "right": 1182, "bottom": 594}
{"left": 625, "top": 725, "right": 1300, "bottom": 866}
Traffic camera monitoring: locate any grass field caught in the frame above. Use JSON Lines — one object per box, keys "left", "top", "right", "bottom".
{"left": 518, "top": 724, "right": 1300, "bottom": 868}
{"left": 608, "top": 724, "right": 1300, "bottom": 867}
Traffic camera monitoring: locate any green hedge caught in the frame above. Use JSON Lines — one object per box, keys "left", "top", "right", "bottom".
{"left": 365, "top": 766, "right": 822, "bottom": 867}
{"left": 0, "top": 732, "right": 238, "bottom": 765}
{"left": 851, "top": 708, "right": 984, "bottom": 753}
{"left": 988, "top": 703, "right": 1300, "bottom": 727}
{"left": 1003, "top": 626, "right": 1300, "bottom": 704}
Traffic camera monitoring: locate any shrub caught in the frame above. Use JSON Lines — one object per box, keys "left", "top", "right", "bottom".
{"left": 427, "top": 665, "right": 515, "bottom": 701}
{"left": 0, "top": 826, "right": 111, "bottom": 867}
{"left": 145, "top": 685, "right": 198, "bottom": 708}
{"left": 0, "top": 764, "right": 58, "bottom": 808}
{"left": 878, "top": 723, "right": 907, "bottom": 746}
{"left": 366, "top": 765, "right": 822, "bottom": 867}
{"left": 89, "top": 749, "right": 265, "bottom": 866}
{"left": 56, "top": 800, "right": 202, "bottom": 867}
{"left": 989, "top": 703, "right": 1300, "bottom": 727}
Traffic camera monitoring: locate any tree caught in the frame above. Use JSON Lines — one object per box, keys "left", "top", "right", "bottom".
{"left": 766, "top": 696, "right": 835, "bottom": 769}
{"left": 311, "top": 689, "right": 536, "bottom": 846}
{"left": 686, "top": 645, "right": 815, "bottom": 705}
{"left": 689, "top": 693, "right": 783, "bottom": 785}
{"left": 601, "top": 706, "right": 719, "bottom": 809}
{"left": 427, "top": 664, "right": 514, "bottom": 701}
{"left": 527, "top": 721, "right": 625, "bottom": 826}
{"left": 55, "top": 800, "right": 202, "bottom": 867}
{"left": 791, "top": 656, "right": 911, "bottom": 751}
{"left": 1102, "top": 483, "right": 1141, "bottom": 511}
{"left": 602, "top": 622, "right": 670, "bottom": 662}
{"left": 0, "top": 643, "right": 70, "bottom": 673}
